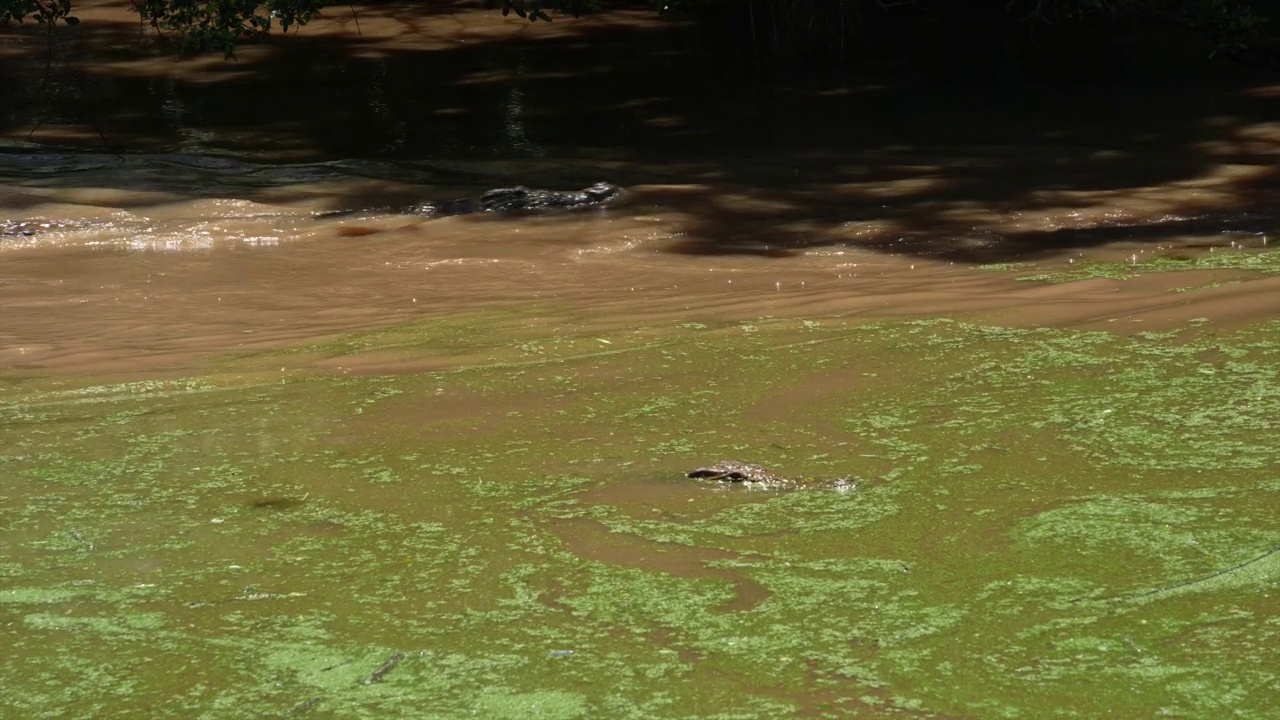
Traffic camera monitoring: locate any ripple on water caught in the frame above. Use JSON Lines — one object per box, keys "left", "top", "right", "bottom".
{"left": 570, "top": 233, "right": 653, "bottom": 258}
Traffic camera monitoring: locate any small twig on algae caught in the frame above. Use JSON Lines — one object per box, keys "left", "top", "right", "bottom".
{"left": 283, "top": 696, "right": 322, "bottom": 716}
{"left": 279, "top": 652, "right": 406, "bottom": 716}
{"left": 362, "top": 651, "right": 406, "bottom": 685}
{"left": 1076, "top": 545, "right": 1280, "bottom": 604}
{"left": 67, "top": 528, "right": 95, "bottom": 550}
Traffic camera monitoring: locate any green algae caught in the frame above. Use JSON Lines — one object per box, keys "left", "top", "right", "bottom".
{"left": 1172, "top": 280, "right": 1242, "bottom": 293}
{"left": 1014, "top": 248, "right": 1280, "bottom": 283}
{"left": 2, "top": 312, "right": 1280, "bottom": 718}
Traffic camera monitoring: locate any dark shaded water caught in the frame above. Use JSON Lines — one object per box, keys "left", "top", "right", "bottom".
{"left": 5, "top": 2, "right": 1280, "bottom": 160}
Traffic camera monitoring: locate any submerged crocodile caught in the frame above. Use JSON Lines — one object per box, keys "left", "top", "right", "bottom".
{"left": 687, "top": 461, "right": 856, "bottom": 491}
{"left": 317, "top": 182, "right": 622, "bottom": 219}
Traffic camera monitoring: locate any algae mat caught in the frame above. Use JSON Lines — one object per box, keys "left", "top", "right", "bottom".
{"left": 2, "top": 314, "right": 1278, "bottom": 718}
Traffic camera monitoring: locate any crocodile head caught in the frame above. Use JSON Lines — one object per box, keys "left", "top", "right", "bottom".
{"left": 688, "top": 461, "right": 857, "bottom": 491}
{"left": 687, "top": 461, "right": 786, "bottom": 484}
{"left": 583, "top": 182, "right": 622, "bottom": 203}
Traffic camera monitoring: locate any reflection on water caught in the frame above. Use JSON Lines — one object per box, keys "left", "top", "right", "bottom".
{"left": 5, "top": 2, "right": 1280, "bottom": 160}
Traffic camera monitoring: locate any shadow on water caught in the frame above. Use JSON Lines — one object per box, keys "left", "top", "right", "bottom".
{"left": 2, "top": 0, "right": 1280, "bottom": 263}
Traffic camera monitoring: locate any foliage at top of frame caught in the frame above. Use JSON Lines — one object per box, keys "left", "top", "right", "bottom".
{"left": 0, "top": 0, "right": 1273, "bottom": 61}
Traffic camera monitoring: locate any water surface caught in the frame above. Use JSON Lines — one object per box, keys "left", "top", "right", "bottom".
{"left": 2, "top": 4, "right": 1280, "bottom": 717}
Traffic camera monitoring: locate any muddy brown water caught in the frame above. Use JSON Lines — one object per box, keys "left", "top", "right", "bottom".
{"left": 2, "top": 3, "right": 1280, "bottom": 378}
{"left": 2, "top": 152, "right": 1277, "bottom": 378}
